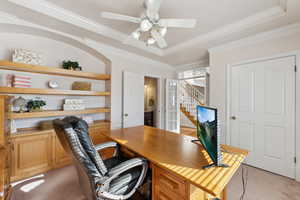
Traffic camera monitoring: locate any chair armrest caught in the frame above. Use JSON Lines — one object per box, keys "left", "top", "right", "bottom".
{"left": 108, "top": 158, "right": 147, "bottom": 176}
{"left": 95, "top": 141, "right": 118, "bottom": 151}
{"left": 95, "top": 141, "right": 119, "bottom": 157}
{"left": 97, "top": 158, "right": 148, "bottom": 200}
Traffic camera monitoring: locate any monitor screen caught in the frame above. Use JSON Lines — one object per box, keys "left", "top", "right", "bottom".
{"left": 196, "top": 105, "right": 219, "bottom": 164}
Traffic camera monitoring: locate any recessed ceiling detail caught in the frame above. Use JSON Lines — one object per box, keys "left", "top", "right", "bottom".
{"left": 101, "top": 0, "right": 197, "bottom": 49}
{"left": 1, "top": 0, "right": 298, "bottom": 66}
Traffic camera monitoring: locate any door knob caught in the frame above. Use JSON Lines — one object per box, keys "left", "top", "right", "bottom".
{"left": 231, "top": 116, "right": 237, "bottom": 120}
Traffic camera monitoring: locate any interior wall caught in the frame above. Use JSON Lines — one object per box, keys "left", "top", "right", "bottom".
{"left": 109, "top": 57, "right": 175, "bottom": 129}
{"left": 0, "top": 33, "right": 176, "bottom": 130}
{"left": 209, "top": 32, "right": 300, "bottom": 181}
{"left": 0, "top": 33, "right": 107, "bottom": 129}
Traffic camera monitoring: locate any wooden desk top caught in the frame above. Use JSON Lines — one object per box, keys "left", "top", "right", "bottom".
{"left": 102, "top": 126, "right": 248, "bottom": 196}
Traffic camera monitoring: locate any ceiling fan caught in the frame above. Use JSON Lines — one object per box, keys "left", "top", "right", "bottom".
{"left": 101, "top": 0, "right": 197, "bottom": 48}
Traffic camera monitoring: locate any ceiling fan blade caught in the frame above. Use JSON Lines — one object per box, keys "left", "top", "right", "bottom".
{"left": 159, "top": 19, "right": 197, "bottom": 28}
{"left": 101, "top": 12, "right": 141, "bottom": 23}
{"left": 151, "top": 29, "right": 167, "bottom": 48}
{"left": 145, "top": 0, "right": 162, "bottom": 19}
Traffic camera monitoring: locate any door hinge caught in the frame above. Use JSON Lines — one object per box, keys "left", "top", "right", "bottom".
{"left": 294, "top": 157, "right": 297, "bottom": 164}
{"left": 295, "top": 65, "right": 297, "bottom": 72}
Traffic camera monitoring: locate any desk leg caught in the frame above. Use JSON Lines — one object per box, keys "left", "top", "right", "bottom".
{"left": 221, "top": 187, "right": 227, "bottom": 200}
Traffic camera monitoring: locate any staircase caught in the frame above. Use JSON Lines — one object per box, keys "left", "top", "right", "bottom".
{"left": 179, "top": 80, "right": 205, "bottom": 126}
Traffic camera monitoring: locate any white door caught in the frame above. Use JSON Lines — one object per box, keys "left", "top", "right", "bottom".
{"left": 165, "top": 79, "right": 180, "bottom": 133}
{"left": 123, "top": 71, "right": 144, "bottom": 128}
{"left": 230, "top": 56, "right": 296, "bottom": 178}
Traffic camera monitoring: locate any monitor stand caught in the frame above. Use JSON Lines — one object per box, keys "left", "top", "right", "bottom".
{"left": 191, "top": 140, "right": 230, "bottom": 169}
{"left": 202, "top": 163, "right": 229, "bottom": 169}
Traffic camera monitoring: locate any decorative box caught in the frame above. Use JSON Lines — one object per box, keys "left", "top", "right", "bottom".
{"left": 72, "top": 81, "right": 91, "bottom": 91}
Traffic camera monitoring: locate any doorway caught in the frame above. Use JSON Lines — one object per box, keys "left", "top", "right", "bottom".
{"left": 144, "top": 76, "right": 158, "bottom": 127}
{"left": 228, "top": 56, "right": 296, "bottom": 178}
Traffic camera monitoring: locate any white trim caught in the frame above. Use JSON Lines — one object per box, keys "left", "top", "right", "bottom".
{"left": 209, "top": 22, "right": 300, "bottom": 54}
{"left": 296, "top": 51, "right": 300, "bottom": 182}
{"left": 225, "top": 64, "right": 232, "bottom": 146}
{"left": 175, "top": 59, "right": 209, "bottom": 72}
{"left": 225, "top": 51, "right": 300, "bottom": 182}
{"left": 143, "top": 74, "right": 163, "bottom": 129}
{"left": 7, "top": 0, "right": 164, "bottom": 56}
{"left": 165, "top": 4, "right": 287, "bottom": 55}
{"left": 0, "top": 11, "right": 175, "bottom": 70}
{"left": 6, "top": 0, "right": 288, "bottom": 57}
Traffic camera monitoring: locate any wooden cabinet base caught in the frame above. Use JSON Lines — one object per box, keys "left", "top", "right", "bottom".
{"left": 152, "top": 165, "right": 227, "bottom": 200}
{"left": 10, "top": 132, "right": 53, "bottom": 182}
{"left": 10, "top": 125, "right": 109, "bottom": 182}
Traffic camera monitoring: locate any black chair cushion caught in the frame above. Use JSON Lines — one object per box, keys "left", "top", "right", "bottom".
{"left": 104, "top": 156, "right": 127, "bottom": 170}
{"left": 63, "top": 116, "right": 108, "bottom": 176}
{"left": 108, "top": 166, "right": 142, "bottom": 195}
{"left": 53, "top": 119, "right": 103, "bottom": 184}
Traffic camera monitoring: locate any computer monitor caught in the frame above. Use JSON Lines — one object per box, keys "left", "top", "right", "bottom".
{"left": 196, "top": 105, "right": 228, "bottom": 169}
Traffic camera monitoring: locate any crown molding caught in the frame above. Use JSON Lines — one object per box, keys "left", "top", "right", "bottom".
{"left": 7, "top": 0, "right": 164, "bottom": 56}
{"left": 0, "top": 11, "right": 175, "bottom": 70}
{"left": 83, "top": 39, "right": 175, "bottom": 70}
{"left": 5, "top": 0, "right": 289, "bottom": 57}
{"left": 164, "top": 3, "right": 287, "bottom": 55}
{"left": 174, "top": 59, "right": 209, "bottom": 72}
{"left": 208, "top": 22, "right": 300, "bottom": 54}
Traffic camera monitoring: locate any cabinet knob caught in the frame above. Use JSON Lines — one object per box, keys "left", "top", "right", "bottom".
{"left": 231, "top": 116, "right": 237, "bottom": 120}
{"left": 124, "top": 113, "right": 128, "bottom": 117}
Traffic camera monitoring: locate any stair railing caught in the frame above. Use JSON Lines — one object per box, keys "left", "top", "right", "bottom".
{"left": 179, "top": 80, "right": 205, "bottom": 121}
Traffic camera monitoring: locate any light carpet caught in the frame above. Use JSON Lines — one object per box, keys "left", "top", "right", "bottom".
{"left": 11, "top": 165, "right": 300, "bottom": 200}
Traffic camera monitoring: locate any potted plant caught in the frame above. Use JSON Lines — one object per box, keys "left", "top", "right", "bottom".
{"left": 62, "top": 60, "right": 82, "bottom": 71}
{"left": 26, "top": 99, "right": 46, "bottom": 112}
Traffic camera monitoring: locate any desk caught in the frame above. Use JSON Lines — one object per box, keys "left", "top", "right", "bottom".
{"left": 101, "top": 126, "right": 248, "bottom": 200}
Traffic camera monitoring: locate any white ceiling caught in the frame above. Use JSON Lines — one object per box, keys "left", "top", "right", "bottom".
{"left": 0, "top": 0, "right": 299, "bottom": 66}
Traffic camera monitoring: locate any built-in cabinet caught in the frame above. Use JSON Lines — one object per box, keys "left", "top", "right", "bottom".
{"left": 0, "top": 57, "right": 112, "bottom": 197}
{"left": 0, "top": 96, "right": 12, "bottom": 200}
{"left": 10, "top": 121, "right": 110, "bottom": 182}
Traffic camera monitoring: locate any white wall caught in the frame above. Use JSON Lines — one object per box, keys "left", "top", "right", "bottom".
{"left": 0, "top": 33, "right": 176, "bottom": 129}
{"left": 209, "top": 31, "right": 300, "bottom": 181}
{"left": 106, "top": 54, "right": 176, "bottom": 129}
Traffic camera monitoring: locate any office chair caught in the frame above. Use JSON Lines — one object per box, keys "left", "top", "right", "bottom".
{"left": 53, "top": 116, "right": 148, "bottom": 200}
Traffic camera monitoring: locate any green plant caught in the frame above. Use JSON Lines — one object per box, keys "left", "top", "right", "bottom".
{"left": 62, "top": 60, "right": 82, "bottom": 71}
{"left": 26, "top": 100, "right": 46, "bottom": 111}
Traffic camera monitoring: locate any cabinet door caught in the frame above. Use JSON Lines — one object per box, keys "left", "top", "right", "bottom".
{"left": 153, "top": 165, "right": 189, "bottom": 200}
{"left": 54, "top": 135, "right": 71, "bottom": 168}
{"left": 0, "top": 148, "right": 4, "bottom": 200}
{"left": 11, "top": 133, "right": 53, "bottom": 181}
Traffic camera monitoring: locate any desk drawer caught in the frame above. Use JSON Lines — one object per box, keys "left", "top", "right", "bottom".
{"left": 155, "top": 188, "right": 182, "bottom": 200}
{"left": 153, "top": 165, "right": 188, "bottom": 199}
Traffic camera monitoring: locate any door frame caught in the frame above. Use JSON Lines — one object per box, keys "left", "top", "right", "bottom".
{"left": 143, "top": 74, "right": 162, "bottom": 129}
{"left": 225, "top": 51, "right": 300, "bottom": 181}
{"left": 165, "top": 79, "right": 180, "bottom": 133}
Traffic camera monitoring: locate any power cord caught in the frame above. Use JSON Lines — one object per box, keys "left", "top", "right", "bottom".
{"left": 221, "top": 147, "right": 248, "bottom": 200}
{"left": 239, "top": 164, "right": 248, "bottom": 200}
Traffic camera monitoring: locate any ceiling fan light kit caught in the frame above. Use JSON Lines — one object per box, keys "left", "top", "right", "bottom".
{"left": 147, "top": 37, "right": 156, "bottom": 45}
{"left": 101, "top": 0, "right": 197, "bottom": 48}
{"left": 132, "top": 30, "right": 141, "bottom": 40}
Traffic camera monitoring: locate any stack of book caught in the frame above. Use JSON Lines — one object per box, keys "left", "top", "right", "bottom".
{"left": 13, "top": 75, "right": 32, "bottom": 88}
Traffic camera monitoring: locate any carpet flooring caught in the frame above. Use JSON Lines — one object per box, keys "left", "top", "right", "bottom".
{"left": 11, "top": 165, "right": 300, "bottom": 200}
